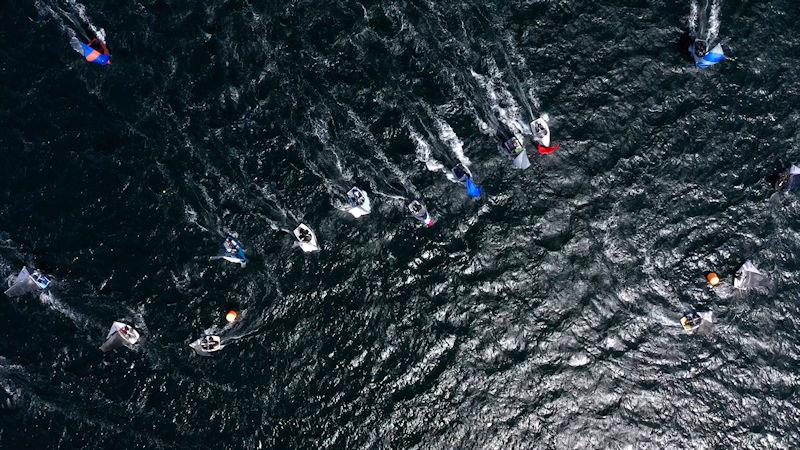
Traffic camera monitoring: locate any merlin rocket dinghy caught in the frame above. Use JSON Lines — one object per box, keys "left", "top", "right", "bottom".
{"left": 680, "top": 310, "right": 713, "bottom": 334}
{"left": 452, "top": 164, "right": 482, "bottom": 198}
{"left": 189, "top": 335, "right": 224, "bottom": 356}
{"left": 4, "top": 267, "right": 51, "bottom": 297}
{"left": 294, "top": 224, "right": 319, "bottom": 252}
{"left": 503, "top": 137, "right": 531, "bottom": 170}
{"left": 218, "top": 235, "right": 247, "bottom": 266}
{"left": 531, "top": 117, "right": 560, "bottom": 154}
{"left": 346, "top": 187, "right": 371, "bottom": 218}
{"left": 408, "top": 200, "right": 435, "bottom": 227}
{"left": 100, "top": 322, "right": 140, "bottom": 352}
{"left": 689, "top": 39, "right": 725, "bottom": 69}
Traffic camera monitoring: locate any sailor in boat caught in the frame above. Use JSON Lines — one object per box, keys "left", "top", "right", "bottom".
{"left": 533, "top": 121, "right": 546, "bottom": 140}
{"left": 410, "top": 200, "right": 425, "bottom": 218}
{"left": 224, "top": 237, "right": 238, "bottom": 254}
{"left": 298, "top": 227, "right": 313, "bottom": 243}
{"left": 681, "top": 311, "right": 703, "bottom": 333}
{"left": 200, "top": 335, "right": 220, "bottom": 352}
{"left": 348, "top": 188, "right": 364, "bottom": 207}
{"left": 70, "top": 33, "right": 112, "bottom": 65}
{"left": 30, "top": 270, "right": 51, "bottom": 289}
{"left": 693, "top": 40, "right": 708, "bottom": 58}
{"left": 689, "top": 38, "right": 726, "bottom": 69}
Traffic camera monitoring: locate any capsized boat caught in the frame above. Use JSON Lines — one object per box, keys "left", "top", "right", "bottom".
{"left": 346, "top": 187, "right": 371, "bottom": 218}
{"left": 294, "top": 224, "right": 320, "bottom": 252}
{"left": 189, "top": 335, "right": 224, "bottom": 356}
{"left": 4, "top": 267, "right": 51, "bottom": 297}
{"left": 100, "top": 321, "right": 140, "bottom": 352}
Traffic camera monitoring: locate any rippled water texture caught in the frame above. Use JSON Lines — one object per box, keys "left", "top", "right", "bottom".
{"left": 1, "top": 0, "right": 800, "bottom": 448}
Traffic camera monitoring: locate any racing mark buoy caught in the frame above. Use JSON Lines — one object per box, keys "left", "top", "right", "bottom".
{"left": 706, "top": 272, "right": 720, "bottom": 286}
{"left": 225, "top": 310, "right": 238, "bottom": 323}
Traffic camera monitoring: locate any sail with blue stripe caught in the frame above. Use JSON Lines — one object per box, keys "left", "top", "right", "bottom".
{"left": 692, "top": 43, "right": 725, "bottom": 69}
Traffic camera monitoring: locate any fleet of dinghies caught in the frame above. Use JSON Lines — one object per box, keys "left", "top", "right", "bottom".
{"left": 3, "top": 5, "right": 779, "bottom": 354}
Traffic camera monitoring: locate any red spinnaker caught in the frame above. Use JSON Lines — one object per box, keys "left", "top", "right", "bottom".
{"left": 537, "top": 143, "right": 560, "bottom": 154}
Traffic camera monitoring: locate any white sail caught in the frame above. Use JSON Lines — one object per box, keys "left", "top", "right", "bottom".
{"left": 4, "top": 267, "right": 50, "bottom": 297}
{"left": 512, "top": 151, "right": 531, "bottom": 170}
{"left": 100, "top": 322, "right": 140, "bottom": 352}
{"left": 189, "top": 335, "right": 224, "bottom": 356}
{"left": 294, "top": 224, "right": 319, "bottom": 252}
{"left": 733, "top": 260, "right": 772, "bottom": 293}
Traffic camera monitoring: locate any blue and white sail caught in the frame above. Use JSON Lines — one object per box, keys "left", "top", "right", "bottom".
{"left": 100, "top": 322, "right": 140, "bottom": 352}
{"left": 346, "top": 187, "right": 371, "bottom": 218}
{"left": 190, "top": 335, "right": 224, "bottom": 356}
{"left": 4, "top": 267, "right": 51, "bottom": 297}
{"left": 218, "top": 236, "right": 247, "bottom": 266}
{"left": 452, "top": 164, "right": 482, "bottom": 198}
{"left": 690, "top": 41, "right": 725, "bottom": 69}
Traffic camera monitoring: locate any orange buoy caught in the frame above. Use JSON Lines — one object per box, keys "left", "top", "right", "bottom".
{"left": 706, "top": 272, "right": 720, "bottom": 286}
{"left": 225, "top": 310, "right": 238, "bottom": 323}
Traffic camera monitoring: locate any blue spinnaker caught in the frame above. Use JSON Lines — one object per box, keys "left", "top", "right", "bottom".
{"left": 466, "top": 177, "right": 482, "bottom": 198}
{"left": 692, "top": 43, "right": 725, "bottom": 69}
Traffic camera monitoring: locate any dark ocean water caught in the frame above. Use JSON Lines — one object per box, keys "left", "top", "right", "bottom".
{"left": 1, "top": 0, "right": 800, "bottom": 448}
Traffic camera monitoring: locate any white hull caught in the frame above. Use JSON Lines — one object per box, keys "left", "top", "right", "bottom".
{"left": 190, "top": 335, "right": 224, "bottom": 356}
{"left": 348, "top": 195, "right": 371, "bottom": 218}
{"left": 294, "top": 225, "right": 320, "bottom": 252}
{"left": 531, "top": 118, "right": 550, "bottom": 146}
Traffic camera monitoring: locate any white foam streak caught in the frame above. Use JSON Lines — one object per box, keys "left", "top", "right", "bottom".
{"left": 435, "top": 120, "right": 471, "bottom": 168}
{"left": 688, "top": 1, "right": 698, "bottom": 33}
{"left": 706, "top": 0, "right": 721, "bottom": 42}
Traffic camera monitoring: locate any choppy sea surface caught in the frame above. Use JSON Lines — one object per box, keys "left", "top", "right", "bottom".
{"left": 1, "top": 0, "right": 800, "bottom": 448}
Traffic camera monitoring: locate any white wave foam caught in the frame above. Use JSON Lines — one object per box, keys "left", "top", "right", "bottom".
{"left": 410, "top": 129, "right": 444, "bottom": 172}
{"left": 435, "top": 119, "right": 471, "bottom": 168}
{"left": 688, "top": 1, "right": 698, "bottom": 33}
{"left": 40, "top": 291, "right": 83, "bottom": 325}
{"left": 706, "top": 0, "right": 721, "bottom": 42}
{"left": 470, "top": 64, "right": 532, "bottom": 139}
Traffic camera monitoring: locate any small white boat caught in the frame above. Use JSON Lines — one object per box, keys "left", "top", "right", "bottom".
{"left": 530, "top": 117, "right": 550, "bottom": 146}
{"left": 100, "top": 321, "right": 140, "bottom": 352}
{"left": 346, "top": 187, "right": 371, "bottom": 218}
{"left": 294, "top": 224, "right": 320, "bottom": 252}
{"left": 4, "top": 267, "right": 51, "bottom": 297}
{"left": 502, "top": 137, "right": 530, "bottom": 170}
{"left": 189, "top": 335, "right": 224, "bottom": 356}
{"left": 408, "top": 200, "right": 435, "bottom": 227}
